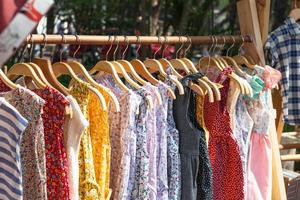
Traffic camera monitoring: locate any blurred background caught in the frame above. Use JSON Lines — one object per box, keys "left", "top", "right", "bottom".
{"left": 7, "top": 0, "right": 295, "bottom": 68}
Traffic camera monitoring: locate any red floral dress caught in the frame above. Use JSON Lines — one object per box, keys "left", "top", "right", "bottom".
{"left": 33, "top": 86, "right": 71, "bottom": 200}
{"left": 203, "top": 68, "right": 244, "bottom": 200}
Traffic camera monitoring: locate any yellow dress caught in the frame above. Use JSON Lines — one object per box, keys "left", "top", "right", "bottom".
{"left": 69, "top": 81, "right": 100, "bottom": 200}
{"left": 88, "top": 85, "right": 111, "bottom": 200}
{"left": 195, "top": 94, "right": 209, "bottom": 143}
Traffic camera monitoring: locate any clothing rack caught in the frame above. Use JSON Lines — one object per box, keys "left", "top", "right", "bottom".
{"left": 26, "top": 34, "right": 252, "bottom": 45}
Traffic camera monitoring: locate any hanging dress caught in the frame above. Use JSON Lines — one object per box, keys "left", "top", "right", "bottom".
{"left": 240, "top": 65, "right": 280, "bottom": 200}
{"left": 65, "top": 95, "right": 89, "bottom": 200}
{"left": 164, "top": 71, "right": 181, "bottom": 200}
{"left": 173, "top": 73, "right": 212, "bottom": 200}
{"left": 88, "top": 84, "right": 111, "bottom": 200}
{"left": 155, "top": 81, "right": 169, "bottom": 200}
{"left": 246, "top": 88, "right": 272, "bottom": 200}
{"left": 32, "top": 86, "right": 70, "bottom": 200}
{"left": 203, "top": 68, "right": 244, "bottom": 200}
{"left": 94, "top": 73, "right": 141, "bottom": 200}
{"left": 69, "top": 81, "right": 100, "bottom": 200}
{"left": 0, "top": 82, "right": 47, "bottom": 200}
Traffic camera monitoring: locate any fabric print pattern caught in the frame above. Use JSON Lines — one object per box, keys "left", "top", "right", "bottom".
{"left": 143, "top": 83, "right": 158, "bottom": 200}
{"left": 88, "top": 84, "right": 111, "bottom": 200}
{"left": 70, "top": 81, "right": 100, "bottom": 200}
{"left": 164, "top": 70, "right": 181, "bottom": 200}
{"left": 0, "top": 83, "right": 48, "bottom": 200}
{"left": 0, "top": 97, "right": 28, "bottom": 200}
{"left": 245, "top": 92, "right": 272, "bottom": 200}
{"left": 234, "top": 95, "right": 254, "bottom": 195}
{"left": 94, "top": 73, "right": 141, "bottom": 200}
{"left": 155, "top": 81, "right": 169, "bottom": 200}
{"left": 204, "top": 69, "right": 245, "bottom": 200}
{"left": 33, "top": 86, "right": 70, "bottom": 200}
{"left": 130, "top": 88, "right": 151, "bottom": 200}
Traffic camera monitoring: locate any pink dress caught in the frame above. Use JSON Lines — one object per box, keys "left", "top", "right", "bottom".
{"left": 245, "top": 92, "right": 272, "bottom": 200}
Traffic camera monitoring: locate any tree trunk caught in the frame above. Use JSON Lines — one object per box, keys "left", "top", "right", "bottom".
{"left": 178, "top": 0, "right": 192, "bottom": 34}
{"left": 150, "top": 0, "right": 160, "bottom": 36}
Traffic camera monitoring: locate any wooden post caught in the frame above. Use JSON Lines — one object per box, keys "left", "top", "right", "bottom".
{"left": 256, "top": 0, "right": 271, "bottom": 43}
{"left": 237, "top": 0, "right": 287, "bottom": 199}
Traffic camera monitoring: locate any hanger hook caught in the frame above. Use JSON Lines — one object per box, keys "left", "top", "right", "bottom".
{"left": 136, "top": 36, "right": 142, "bottom": 59}
{"left": 40, "top": 33, "right": 47, "bottom": 58}
{"left": 20, "top": 34, "right": 32, "bottom": 62}
{"left": 183, "top": 36, "right": 192, "bottom": 58}
{"left": 208, "top": 35, "right": 215, "bottom": 55}
{"left": 113, "top": 36, "right": 119, "bottom": 61}
{"left": 106, "top": 35, "right": 113, "bottom": 61}
{"left": 176, "top": 36, "right": 184, "bottom": 58}
{"left": 154, "top": 36, "right": 162, "bottom": 59}
{"left": 29, "top": 34, "right": 35, "bottom": 62}
{"left": 226, "top": 36, "right": 235, "bottom": 56}
{"left": 212, "top": 36, "right": 218, "bottom": 55}
{"left": 221, "top": 36, "right": 226, "bottom": 53}
{"left": 162, "top": 36, "right": 169, "bottom": 58}
{"left": 60, "top": 34, "right": 67, "bottom": 62}
{"left": 207, "top": 35, "right": 215, "bottom": 72}
{"left": 122, "top": 36, "right": 129, "bottom": 60}
{"left": 238, "top": 35, "right": 245, "bottom": 55}
{"left": 73, "top": 34, "right": 81, "bottom": 58}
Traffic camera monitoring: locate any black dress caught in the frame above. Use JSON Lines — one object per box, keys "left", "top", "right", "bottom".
{"left": 173, "top": 73, "right": 213, "bottom": 200}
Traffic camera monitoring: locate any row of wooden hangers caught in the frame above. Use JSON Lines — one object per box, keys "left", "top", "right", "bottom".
{"left": 0, "top": 34, "right": 258, "bottom": 114}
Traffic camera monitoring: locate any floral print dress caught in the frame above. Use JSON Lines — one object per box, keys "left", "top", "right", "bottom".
{"left": 94, "top": 73, "right": 141, "bottom": 200}
{"left": 88, "top": 84, "right": 111, "bottom": 200}
{"left": 164, "top": 71, "right": 181, "bottom": 200}
{"left": 0, "top": 81, "right": 47, "bottom": 200}
{"left": 69, "top": 81, "right": 100, "bottom": 200}
{"left": 155, "top": 81, "right": 169, "bottom": 200}
{"left": 32, "top": 86, "right": 70, "bottom": 200}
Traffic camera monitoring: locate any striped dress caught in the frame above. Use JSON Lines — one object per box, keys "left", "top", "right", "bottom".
{"left": 0, "top": 97, "right": 28, "bottom": 200}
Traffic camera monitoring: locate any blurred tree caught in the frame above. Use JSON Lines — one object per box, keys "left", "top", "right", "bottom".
{"left": 7, "top": 0, "right": 291, "bottom": 67}
{"left": 44, "top": 0, "right": 242, "bottom": 64}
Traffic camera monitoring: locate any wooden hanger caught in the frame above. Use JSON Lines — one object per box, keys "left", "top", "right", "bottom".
{"left": 181, "top": 36, "right": 221, "bottom": 101}
{"left": 90, "top": 36, "right": 130, "bottom": 92}
{"left": 144, "top": 36, "right": 184, "bottom": 96}
{"left": 110, "top": 37, "right": 142, "bottom": 90}
{"left": 158, "top": 57, "right": 204, "bottom": 96}
{"left": 0, "top": 68, "right": 19, "bottom": 89}
{"left": 171, "top": 38, "right": 214, "bottom": 102}
{"left": 290, "top": 1, "right": 300, "bottom": 21}
{"left": 198, "top": 45, "right": 247, "bottom": 95}
{"left": 68, "top": 60, "right": 120, "bottom": 112}
{"left": 52, "top": 34, "right": 107, "bottom": 111}
{"left": 32, "top": 33, "right": 69, "bottom": 95}
{"left": 90, "top": 60, "right": 130, "bottom": 92}
{"left": 130, "top": 36, "right": 176, "bottom": 99}
{"left": 232, "top": 36, "right": 255, "bottom": 69}
{"left": 53, "top": 62, "right": 107, "bottom": 111}
{"left": 116, "top": 36, "right": 162, "bottom": 106}
{"left": 31, "top": 34, "right": 72, "bottom": 117}
{"left": 157, "top": 37, "right": 204, "bottom": 96}
{"left": 7, "top": 62, "right": 46, "bottom": 89}
{"left": 28, "top": 62, "right": 53, "bottom": 86}
{"left": 107, "top": 36, "right": 153, "bottom": 109}
{"left": 68, "top": 35, "right": 120, "bottom": 112}
{"left": 173, "top": 59, "right": 215, "bottom": 102}
{"left": 34, "top": 58, "right": 70, "bottom": 95}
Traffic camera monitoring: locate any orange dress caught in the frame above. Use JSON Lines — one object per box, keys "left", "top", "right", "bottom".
{"left": 88, "top": 85, "right": 111, "bottom": 200}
